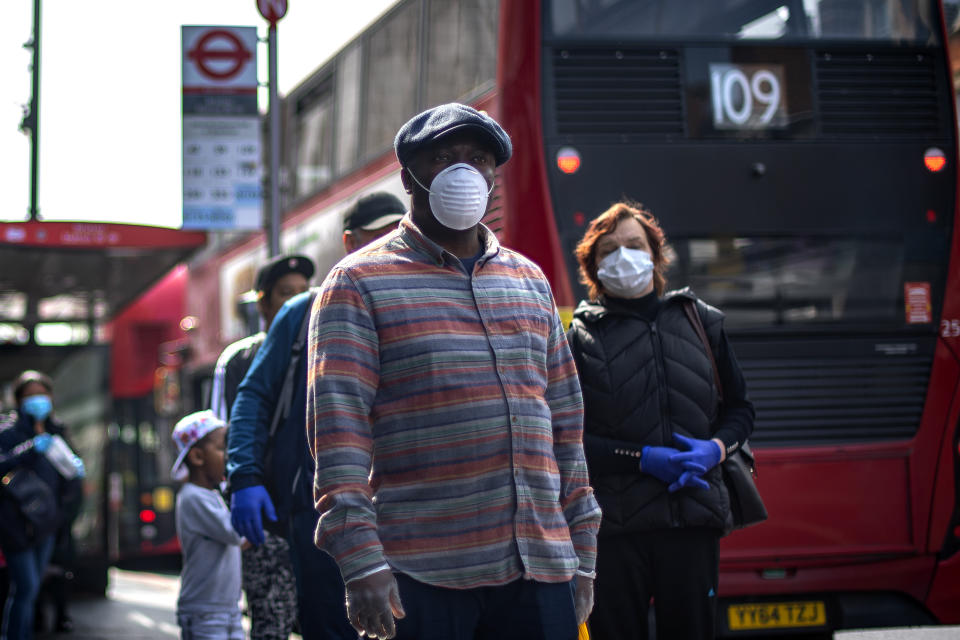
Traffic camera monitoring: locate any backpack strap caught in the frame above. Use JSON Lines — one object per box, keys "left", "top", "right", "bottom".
{"left": 267, "top": 290, "right": 318, "bottom": 439}
{"left": 682, "top": 298, "right": 723, "bottom": 404}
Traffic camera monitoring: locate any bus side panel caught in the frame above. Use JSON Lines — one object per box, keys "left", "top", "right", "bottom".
{"left": 926, "top": 553, "right": 960, "bottom": 623}
{"left": 720, "top": 555, "right": 935, "bottom": 603}
{"left": 923, "top": 346, "right": 959, "bottom": 551}
{"left": 923, "top": 343, "right": 960, "bottom": 621}
{"left": 720, "top": 446, "right": 914, "bottom": 560}
{"left": 186, "top": 254, "right": 227, "bottom": 370}
{"left": 497, "top": 0, "right": 576, "bottom": 308}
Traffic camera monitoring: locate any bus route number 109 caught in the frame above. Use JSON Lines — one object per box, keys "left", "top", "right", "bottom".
{"left": 709, "top": 63, "right": 788, "bottom": 130}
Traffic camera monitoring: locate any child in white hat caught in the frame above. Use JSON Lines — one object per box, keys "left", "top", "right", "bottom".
{"left": 171, "top": 410, "right": 247, "bottom": 639}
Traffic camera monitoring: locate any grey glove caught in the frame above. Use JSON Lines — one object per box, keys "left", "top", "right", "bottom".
{"left": 574, "top": 575, "right": 594, "bottom": 626}
{"left": 345, "top": 569, "right": 406, "bottom": 639}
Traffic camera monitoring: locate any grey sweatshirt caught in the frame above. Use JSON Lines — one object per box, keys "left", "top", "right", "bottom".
{"left": 175, "top": 482, "right": 243, "bottom": 615}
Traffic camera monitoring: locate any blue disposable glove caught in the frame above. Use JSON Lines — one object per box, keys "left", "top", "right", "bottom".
{"left": 668, "top": 468, "right": 711, "bottom": 493}
{"left": 640, "top": 445, "right": 687, "bottom": 483}
{"left": 230, "top": 485, "right": 276, "bottom": 546}
{"left": 671, "top": 433, "right": 723, "bottom": 473}
{"left": 32, "top": 433, "right": 53, "bottom": 453}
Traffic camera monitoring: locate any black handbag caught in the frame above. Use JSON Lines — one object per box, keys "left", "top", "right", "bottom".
{"left": 1, "top": 466, "right": 59, "bottom": 540}
{"left": 682, "top": 299, "right": 768, "bottom": 533}
{"left": 719, "top": 441, "right": 768, "bottom": 531}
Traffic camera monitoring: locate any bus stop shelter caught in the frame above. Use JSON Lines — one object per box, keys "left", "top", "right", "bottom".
{"left": 0, "top": 221, "right": 207, "bottom": 387}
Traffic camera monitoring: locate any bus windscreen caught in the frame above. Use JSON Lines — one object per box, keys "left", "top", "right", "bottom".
{"left": 547, "top": 0, "right": 940, "bottom": 43}
{"left": 665, "top": 236, "right": 946, "bottom": 330}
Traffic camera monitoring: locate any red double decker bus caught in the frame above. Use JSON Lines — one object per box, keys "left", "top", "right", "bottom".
{"left": 502, "top": 0, "right": 960, "bottom": 634}
{"left": 185, "top": 0, "right": 960, "bottom": 633}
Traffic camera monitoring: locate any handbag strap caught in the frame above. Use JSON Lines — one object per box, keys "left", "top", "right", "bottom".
{"left": 682, "top": 298, "right": 760, "bottom": 479}
{"left": 267, "top": 290, "right": 318, "bottom": 439}
{"left": 682, "top": 298, "right": 723, "bottom": 404}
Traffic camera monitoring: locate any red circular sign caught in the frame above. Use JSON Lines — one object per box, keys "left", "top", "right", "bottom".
{"left": 187, "top": 29, "right": 252, "bottom": 80}
{"left": 257, "top": 0, "right": 288, "bottom": 24}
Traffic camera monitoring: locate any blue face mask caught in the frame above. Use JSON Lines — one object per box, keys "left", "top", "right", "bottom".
{"left": 21, "top": 395, "right": 53, "bottom": 421}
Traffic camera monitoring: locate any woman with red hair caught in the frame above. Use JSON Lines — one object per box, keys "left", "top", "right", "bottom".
{"left": 567, "top": 201, "right": 755, "bottom": 640}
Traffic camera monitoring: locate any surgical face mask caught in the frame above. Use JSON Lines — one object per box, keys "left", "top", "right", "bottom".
{"left": 597, "top": 247, "right": 655, "bottom": 298}
{"left": 21, "top": 394, "right": 53, "bottom": 421}
{"left": 407, "top": 163, "right": 493, "bottom": 231}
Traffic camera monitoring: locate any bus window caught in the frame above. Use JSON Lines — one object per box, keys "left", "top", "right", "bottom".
{"left": 293, "top": 77, "right": 334, "bottom": 198}
{"left": 546, "top": 0, "right": 938, "bottom": 43}
{"left": 361, "top": 1, "right": 420, "bottom": 160}
{"left": 425, "top": 0, "right": 500, "bottom": 106}
{"left": 667, "top": 237, "right": 920, "bottom": 328}
{"left": 336, "top": 43, "right": 363, "bottom": 175}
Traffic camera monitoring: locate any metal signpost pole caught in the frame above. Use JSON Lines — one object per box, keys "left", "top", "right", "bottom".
{"left": 267, "top": 22, "right": 281, "bottom": 257}
{"left": 27, "top": 0, "right": 41, "bottom": 221}
{"left": 256, "top": 1, "right": 287, "bottom": 254}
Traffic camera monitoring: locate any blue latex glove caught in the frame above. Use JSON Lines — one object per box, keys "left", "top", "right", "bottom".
{"left": 671, "top": 433, "right": 723, "bottom": 473}
{"left": 641, "top": 445, "right": 691, "bottom": 484}
{"left": 32, "top": 433, "right": 53, "bottom": 453}
{"left": 230, "top": 485, "right": 276, "bottom": 546}
{"left": 668, "top": 468, "right": 711, "bottom": 493}
{"left": 72, "top": 456, "right": 86, "bottom": 479}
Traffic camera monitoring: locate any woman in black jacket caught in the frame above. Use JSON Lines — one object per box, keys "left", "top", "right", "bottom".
{"left": 0, "top": 370, "right": 81, "bottom": 640}
{"left": 567, "top": 202, "right": 755, "bottom": 640}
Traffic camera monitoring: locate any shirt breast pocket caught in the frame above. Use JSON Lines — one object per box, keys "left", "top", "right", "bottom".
{"left": 498, "top": 312, "right": 549, "bottom": 351}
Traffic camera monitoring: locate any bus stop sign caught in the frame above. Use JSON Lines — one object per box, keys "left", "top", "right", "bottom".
{"left": 257, "top": 0, "right": 287, "bottom": 24}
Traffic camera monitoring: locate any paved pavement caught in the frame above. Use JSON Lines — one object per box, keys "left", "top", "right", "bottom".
{"left": 34, "top": 569, "right": 309, "bottom": 640}
{"left": 837, "top": 629, "right": 960, "bottom": 639}
{"left": 29, "top": 569, "right": 960, "bottom": 639}
{"left": 36, "top": 569, "right": 180, "bottom": 640}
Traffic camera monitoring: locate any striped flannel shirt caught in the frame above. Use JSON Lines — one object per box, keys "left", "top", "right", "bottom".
{"left": 306, "top": 214, "right": 601, "bottom": 589}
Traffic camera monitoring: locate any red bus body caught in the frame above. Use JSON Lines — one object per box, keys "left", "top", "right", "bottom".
{"left": 497, "top": 0, "right": 960, "bottom": 628}
{"left": 106, "top": 266, "right": 188, "bottom": 560}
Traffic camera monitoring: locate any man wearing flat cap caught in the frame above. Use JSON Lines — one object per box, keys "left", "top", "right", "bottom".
{"left": 228, "top": 193, "right": 404, "bottom": 640}
{"left": 211, "top": 253, "right": 312, "bottom": 640}
{"left": 307, "top": 103, "right": 601, "bottom": 640}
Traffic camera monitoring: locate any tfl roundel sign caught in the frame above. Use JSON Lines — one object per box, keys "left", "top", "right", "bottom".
{"left": 188, "top": 30, "right": 252, "bottom": 81}
{"left": 257, "top": 0, "right": 288, "bottom": 24}
{"left": 182, "top": 26, "right": 258, "bottom": 90}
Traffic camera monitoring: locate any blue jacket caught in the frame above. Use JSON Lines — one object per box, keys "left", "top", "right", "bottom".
{"left": 226, "top": 291, "right": 314, "bottom": 524}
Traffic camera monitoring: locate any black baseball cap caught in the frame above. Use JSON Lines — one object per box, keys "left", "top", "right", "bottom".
{"left": 394, "top": 103, "right": 512, "bottom": 168}
{"left": 343, "top": 192, "right": 406, "bottom": 232}
{"left": 254, "top": 254, "right": 315, "bottom": 295}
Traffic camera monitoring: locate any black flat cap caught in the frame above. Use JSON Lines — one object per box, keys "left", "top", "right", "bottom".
{"left": 343, "top": 192, "right": 406, "bottom": 232}
{"left": 394, "top": 103, "right": 512, "bottom": 167}
{"left": 254, "top": 254, "right": 315, "bottom": 294}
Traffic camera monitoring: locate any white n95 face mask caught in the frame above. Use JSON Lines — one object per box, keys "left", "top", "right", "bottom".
{"left": 597, "top": 247, "right": 654, "bottom": 298}
{"left": 408, "top": 163, "right": 493, "bottom": 231}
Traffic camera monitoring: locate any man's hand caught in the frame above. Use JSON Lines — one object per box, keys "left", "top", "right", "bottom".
{"left": 345, "top": 569, "right": 405, "bottom": 639}
{"left": 574, "top": 575, "right": 594, "bottom": 626}
{"left": 230, "top": 485, "right": 276, "bottom": 546}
